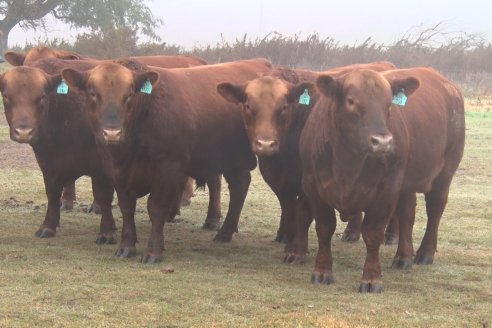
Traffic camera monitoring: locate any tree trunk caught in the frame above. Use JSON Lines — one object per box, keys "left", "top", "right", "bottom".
{"left": 0, "top": 24, "right": 12, "bottom": 61}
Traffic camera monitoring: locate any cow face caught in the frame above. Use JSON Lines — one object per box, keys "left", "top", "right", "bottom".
{"left": 0, "top": 67, "right": 62, "bottom": 144}
{"left": 317, "top": 69, "right": 419, "bottom": 156}
{"left": 218, "top": 76, "right": 313, "bottom": 156}
{"left": 62, "top": 63, "right": 159, "bottom": 145}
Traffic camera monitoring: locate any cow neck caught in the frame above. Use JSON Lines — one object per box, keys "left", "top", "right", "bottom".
{"left": 34, "top": 95, "right": 76, "bottom": 153}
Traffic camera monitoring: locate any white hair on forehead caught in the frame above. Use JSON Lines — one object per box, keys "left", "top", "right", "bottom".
{"left": 344, "top": 69, "right": 391, "bottom": 93}
{"left": 245, "top": 76, "right": 289, "bottom": 101}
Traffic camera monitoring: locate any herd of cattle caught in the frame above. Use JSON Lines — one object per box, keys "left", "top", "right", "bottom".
{"left": 0, "top": 46, "right": 465, "bottom": 293}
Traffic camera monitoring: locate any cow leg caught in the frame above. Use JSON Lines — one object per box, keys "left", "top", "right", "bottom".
{"left": 214, "top": 170, "right": 251, "bottom": 242}
{"left": 87, "top": 177, "right": 102, "bottom": 214}
{"left": 60, "top": 182, "right": 75, "bottom": 211}
{"left": 415, "top": 176, "right": 453, "bottom": 265}
{"left": 36, "top": 176, "right": 63, "bottom": 238}
{"left": 391, "top": 192, "right": 416, "bottom": 269}
{"left": 142, "top": 168, "right": 188, "bottom": 263}
{"left": 202, "top": 175, "right": 223, "bottom": 230}
{"left": 384, "top": 215, "right": 400, "bottom": 245}
{"left": 284, "top": 194, "right": 313, "bottom": 265}
{"left": 115, "top": 192, "right": 137, "bottom": 259}
{"left": 180, "top": 177, "right": 194, "bottom": 207}
{"left": 358, "top": 214, "right": 386, "bottom": 293}
{"left": 341, "top": 212, "right": 362, "bottom": 243}
{"left": 91, "top": 174, "right": 116, "bottom": 245}
{"left": 310, "top": 201, "right": 337, "bottom": 285}
{"left": 275, "top": 193, "right": 297, "bottom": 243}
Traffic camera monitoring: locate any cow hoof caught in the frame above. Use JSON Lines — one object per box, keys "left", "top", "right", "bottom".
{"left": 213, "top": 233, "right": 232, "bottom": 243}
{"left": 95, "top": 233, "right": 117, "bottom": 245}
{"left": 141, "top": 253, "right": 163, "bottom": 264}
{"left": 311, "top": 271, "right": 335, "bottom": 285}
{"left": 60, "top": 202, "right": 73, "bottom": 211}
{"left": 202, "top": 221, "right": 220, "bottom": 231}
{"left": 35, "top": 228, "right": 56, "bottom": 238}
{"left": 391, "top": 258, "right": 413, "bottom": 270}
{"left": 358, "top": 282, "right": 383, "bottom": 293}
{"left": 283, "top": 253, "right": 306, "bottom": 265}
{"left": 340, "top": 231, "right": 360, "bottom": 243}
{"left": 384, "top": 233, "right": 399, "bottom": 245}
{"left": 115, "top": 247, "right": 136, "bottom": 258}
{"left": 414, "top": 254, "right": 434, "bottom": 265}
{"left": 88, "top": 202, "right": 102, "bottom": 214}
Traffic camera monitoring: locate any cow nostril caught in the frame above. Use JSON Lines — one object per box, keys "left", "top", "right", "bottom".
{"left": 370, "top": 136, "right": 380, "bottom": 146}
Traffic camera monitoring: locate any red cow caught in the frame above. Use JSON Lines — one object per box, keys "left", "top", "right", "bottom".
{"left": 299, "top": 67, "right": 465, "bottom": 292}
{"left": 0, "top": 62, "right": 117, "bottom": 243}
{"left": 217, "top": 61, "right": 396, "bottom": 263}
{"left": 61, "top": 58, "right": 272, "bottom": 262}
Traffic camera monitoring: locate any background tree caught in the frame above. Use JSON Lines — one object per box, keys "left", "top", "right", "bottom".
{"left": 0, "top": 0, "right": 161, "bottom": 56}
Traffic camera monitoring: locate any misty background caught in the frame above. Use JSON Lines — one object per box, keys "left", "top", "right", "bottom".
{"left": 8, "top": 0, "right": 492, "bottom": 49}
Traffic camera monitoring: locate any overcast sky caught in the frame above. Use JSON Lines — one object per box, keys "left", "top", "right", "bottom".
{"left": 7, "top": 0, "right": 492, "bottom": 49}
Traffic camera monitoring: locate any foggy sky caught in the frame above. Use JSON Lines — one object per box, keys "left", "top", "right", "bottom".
{"left": 7, "top": 0, "right": 492, "bottom": 49}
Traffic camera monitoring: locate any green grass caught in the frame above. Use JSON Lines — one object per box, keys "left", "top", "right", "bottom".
{"left": 0, "top": 110, "right": 490, "bottom": 328}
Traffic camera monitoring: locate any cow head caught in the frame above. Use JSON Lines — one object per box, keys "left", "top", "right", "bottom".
{"left": 316, "top": 69, "right": 419, "bottom": 156}
{"left": 61, "top": 63, "right": 159, "bottom": 145}
{"left": 4, "top": 46, "right": 82, "bottom": 67}
{"left": 217, "top": 76, "right": 314, "bottom": 156}
{"left": 0, "top": 67, "right": 62, "bottom": 144}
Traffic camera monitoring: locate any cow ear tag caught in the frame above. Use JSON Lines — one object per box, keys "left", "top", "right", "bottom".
{"left": 140, "top": 79, "right": 153, "bottom": 94}
{"left": 57, "top": 79, "right": 69, "bottom": 94}
{"left": 392, "top": 88, "right": 407, "bottom": 106}
{"left": 299, "top": 89, "right": 310, "bottom": 105}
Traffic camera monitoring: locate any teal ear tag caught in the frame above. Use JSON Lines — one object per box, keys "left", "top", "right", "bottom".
{"left": 57, "top": 79, "right": 69, "bottom": 94}
{"left": 299, "top": 89, "right": 310, "bottom": 106}
{"left": 140, "top": 79, "right": 152, "bottom": 94}
{"left": 392, "top": 89, "right": 407, "bottom": 106}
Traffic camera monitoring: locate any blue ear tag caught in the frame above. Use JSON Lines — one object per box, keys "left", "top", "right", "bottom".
{"left": 57, "top": 79, "right": 69, "bottom": 94}
{"left": 140, "top": 79, "right": 153, "bottom": 94}
{"left": 392, "top": 89, "right": 407, "bottom": 106}
{"left": 299, "top": 89, "right": 310, "bottom": 106}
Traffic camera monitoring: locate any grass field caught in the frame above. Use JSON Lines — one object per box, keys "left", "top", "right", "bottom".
{"left": 0, "top": 94, "right": 490, "bottom": 326}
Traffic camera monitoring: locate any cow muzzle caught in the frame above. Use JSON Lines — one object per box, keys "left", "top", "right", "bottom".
{"left": 12, "top": 127, "right": 33, "bottom": 143}
{"left": 103, "top": 129, "right": 122, "bottom": 144}
{"left": 369, "top": 133, "right": 393, "bottom": 154}
{"left": 254, "top": 138, "right": 279, "bottom": 156}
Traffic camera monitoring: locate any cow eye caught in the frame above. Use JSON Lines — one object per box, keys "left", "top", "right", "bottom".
{"left": 38, "top": 95, "right": 48, "bottom": 106}
{"left": 244, "top": 103, "right": 254, "bottom": 115}
{"left": 124, "top": 92, "right": 134, "bottom": 104}
{"left": 89, "top": 88, "right": 98, "bottom": 102}
{"left": 346, "top": 97, "right": 355, "bottom": 106}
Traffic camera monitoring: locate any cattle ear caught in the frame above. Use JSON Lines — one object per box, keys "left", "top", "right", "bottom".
{"left": 286, "top": 82, "right": 316, "bottom": 104}
{"left": 4, "top": 51, "right": 26, "bottom": 66}
{"left": 217, "top": 82, "right": 246, "bottom": 104}
{"left": 134, "top": 71, "right": 159, "bottom": 93}
{"left": 61, "top": 68, "right": 89, "bottom": 91}
{"left": 316, "top": 74, "right": 342, "bottom": 100}
{"left": 46, "top": 74, "right": 63, "bottom": 93}
{"left": 389, "top": 77, "right": 420, "bottom": 97}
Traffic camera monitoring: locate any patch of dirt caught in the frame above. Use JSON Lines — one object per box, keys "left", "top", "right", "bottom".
{"left": 0, "top": 141, "right": 38, "bottom": 170}
{"left": 0, "top": 114, "right": 38, "bottom": 170}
